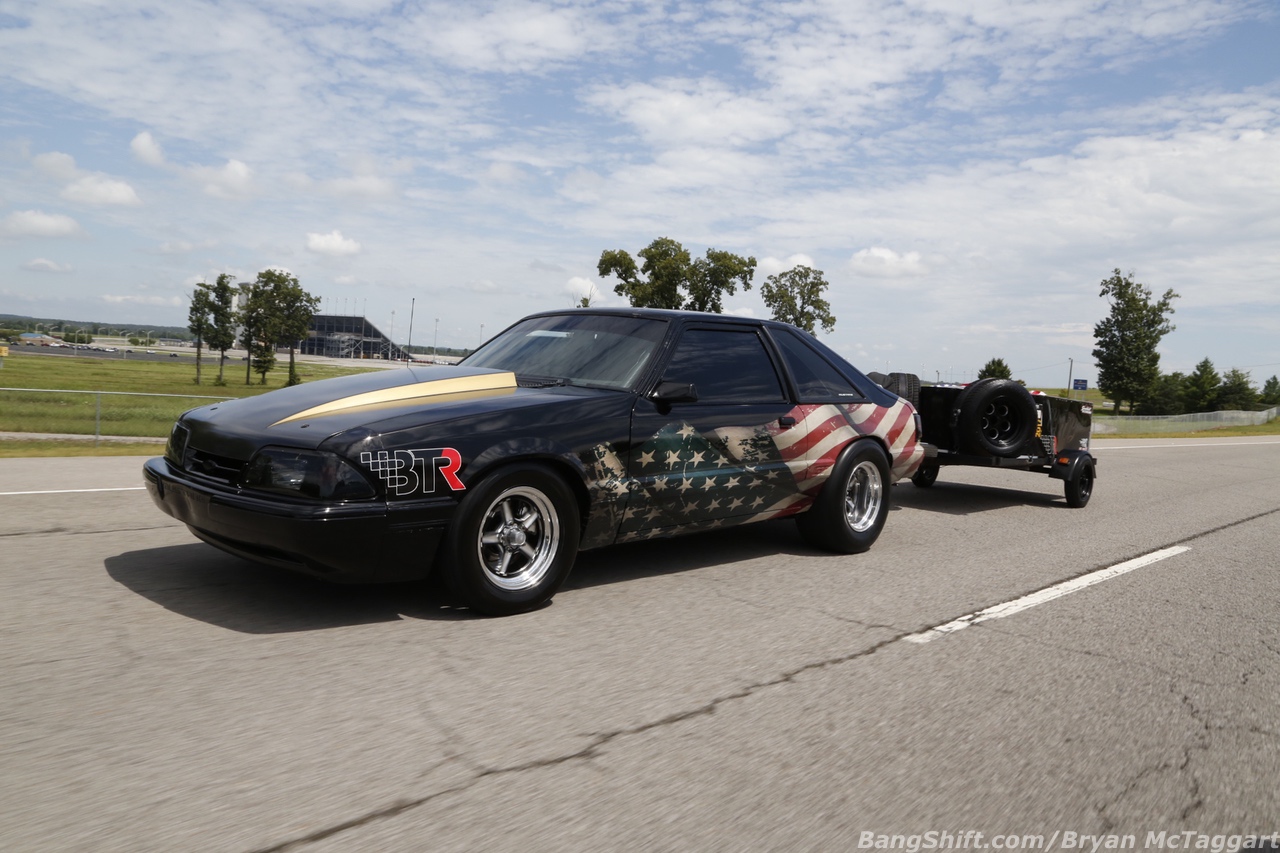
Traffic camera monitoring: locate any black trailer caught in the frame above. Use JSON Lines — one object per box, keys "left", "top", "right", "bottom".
{"left": 890, "top": 377, "right": 1097, "bottom": 507}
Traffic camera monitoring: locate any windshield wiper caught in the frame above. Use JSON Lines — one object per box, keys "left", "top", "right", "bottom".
{"left": 516, "top": 375, "right": 573, "bottom": 388}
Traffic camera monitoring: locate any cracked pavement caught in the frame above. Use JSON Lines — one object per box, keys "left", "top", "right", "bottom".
{"left": 2, "top": 443, "right": 1279, "bottom": 851}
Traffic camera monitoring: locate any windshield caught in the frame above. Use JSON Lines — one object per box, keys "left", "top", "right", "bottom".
{"left": 463, "top": 314, "right": 668, "bottom": 391}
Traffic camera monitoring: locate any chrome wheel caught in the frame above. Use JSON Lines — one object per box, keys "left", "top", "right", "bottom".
{"left": 476, "top": 486, "right": 561, "bottom": 591}
{"left": 843, "top": 460, "right": 884, "bottom": 533}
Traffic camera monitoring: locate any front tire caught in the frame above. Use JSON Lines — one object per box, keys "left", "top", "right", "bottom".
{"left": 445, "top": 465, "right": 580, "bottom": 616}
{"left": 796, "top": 441, "right": 891, "bottom": 553}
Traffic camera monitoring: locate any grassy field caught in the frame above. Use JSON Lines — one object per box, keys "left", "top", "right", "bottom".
{"left": 0, "top": 350, "right": 376, "bottom": 443}
{"left": 0, "top": 354, "right": 1275, "bottom": 457}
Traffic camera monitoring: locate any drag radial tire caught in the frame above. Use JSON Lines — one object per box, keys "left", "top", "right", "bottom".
{"left": 795, "top": 441, "right": 891, "bottom": 553}
{"left": 955, "top": 378, "right": 1038, "bottom": 458}
{"left": 444, "top": 464, "right": 581, "bottom": 616}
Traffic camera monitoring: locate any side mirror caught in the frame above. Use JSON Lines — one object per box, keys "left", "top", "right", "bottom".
{"left": 650, "top": 381, "right": 698, "bottom": 405}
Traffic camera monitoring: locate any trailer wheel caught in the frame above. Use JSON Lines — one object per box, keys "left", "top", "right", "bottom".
{"left": 796, "top": 441, "right": 890, "bottom": 553}
{"left": 911, "top": 462, "right": 939, "bottom": 488}
{"left": 955, "top": 378, "right": 1038, "bottom": 458}
{"left": 1064, "top": 463, "right": 1094, "bottom": 508}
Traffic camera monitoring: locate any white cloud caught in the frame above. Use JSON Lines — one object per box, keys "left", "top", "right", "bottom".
{"left": 131, "top": 131, "right": 166, "bottom": 167}
{"left": 306, "top": 230, "right": 362, "bottom": 256}
{"left": 23, "top": 258, "right": 73, "bottom": 273}
{"left": 102, "top": 294, "right": 184, "bottom": 306}
{"left": 564, "top": 276, "right": 601, "bottom": 304}
{"left": 154, "top": 239, "right": 216, "bottom": 254}
{"left": 33, "top": 152, "right": 78, "bottom": 181}
{"left": 758, "top": 254, "right": 816, "bottom": 277}
{"left": 849, "top": 247, "right": 930, "bottom": 279}
{"left": 61, "top": 175, "right": 142, "bottom": 206}
{"left": 0, "top": 210, "right": 84, "bottom": 238}
{"left": 194, "top": 159, "right": 254, "bottom": 199}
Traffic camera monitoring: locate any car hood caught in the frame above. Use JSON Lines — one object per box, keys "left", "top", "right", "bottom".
{"left": 179, "top": 365, "right": 548, "bottom": 459}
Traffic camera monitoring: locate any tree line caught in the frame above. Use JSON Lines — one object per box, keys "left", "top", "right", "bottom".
{"left": 188, "top": 270, "right": 319, "bottom": 387}
{"left": 1091, "top": 269, "right": 1277, "bottom": 415}
{"left": 596, "top": 237, "right": 836, "bottom": 334}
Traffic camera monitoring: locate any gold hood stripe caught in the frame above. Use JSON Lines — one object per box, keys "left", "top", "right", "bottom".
{"left": 271, "top": 372, "right": 518, "bottom": 426}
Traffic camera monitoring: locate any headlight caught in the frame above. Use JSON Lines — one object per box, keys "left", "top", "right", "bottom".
{"left": 244, "top": 448, "right": 376, "bottom": 500}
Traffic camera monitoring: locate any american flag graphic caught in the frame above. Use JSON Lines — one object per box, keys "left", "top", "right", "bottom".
{"left": 582, "top": 397, "right": 924, "bottom": 544}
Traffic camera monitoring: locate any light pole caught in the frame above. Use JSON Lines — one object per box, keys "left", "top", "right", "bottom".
{"left": 432, "top": 318, "right": 439, "bottom": 363}
{"left": 478, "top": 323, "right": 484, "bottom": 348}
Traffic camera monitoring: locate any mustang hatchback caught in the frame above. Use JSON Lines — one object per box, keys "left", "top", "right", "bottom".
{"left": 144, "top": 308, "right": 925, "bottom": 615}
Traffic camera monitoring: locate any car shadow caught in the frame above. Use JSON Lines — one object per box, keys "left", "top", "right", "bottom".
{"left": 105, "top": 544, "right": 469, "bottom": 634}
{"left": 562, "top": 518, "right": 835, "bottom": 591}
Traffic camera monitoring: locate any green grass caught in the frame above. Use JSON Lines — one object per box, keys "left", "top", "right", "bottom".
{"left": 0, "top": 440, "right": 167, "bottom": 458}
{"left": 0, "top": 350, "right": 377, "bottom": 445}
{"left": 1100, "top": 419, "right": 1280, "bottom": 440}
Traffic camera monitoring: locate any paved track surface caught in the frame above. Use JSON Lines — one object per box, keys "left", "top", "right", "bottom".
{"left": 2, "top": 438, "right": 1279, "bottom": 851}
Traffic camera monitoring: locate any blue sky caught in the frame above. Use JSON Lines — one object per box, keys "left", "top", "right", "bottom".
{"left": 1, "top": 0, "right": 1278, "bottom": 386}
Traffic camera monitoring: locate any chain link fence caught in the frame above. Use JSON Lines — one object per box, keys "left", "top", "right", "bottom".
{"left": 1093, "top": 406, "right": 1280, "bottom": 435}
{"left": 0, "top": 388, "right": 232, "bottom": 442}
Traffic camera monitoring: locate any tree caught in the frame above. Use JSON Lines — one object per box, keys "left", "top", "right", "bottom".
{"left": 238, "top": 280, "right": 277, "bottom": 384}
{"left": 1216, "top": 368, "right": 1258, "bottom": 411}
{"left": 1183, "top": 358, "right": 1220, "bottom": 413}
{"left": 760, "top": 265, "right": 836, "bottom": 334}
{"left": 1136, "top": 372, "right": 1186, "bottom": 415}
{"left": 188, "top": 284, "right": 213, "bottom": 385}
{"left": 205, "top": 274, "right": 238, "bottom": 386}
{"left": 1260, "top": 375, "right": 1280, "bottom": 406}
{"left": 1091, "top": 269, "right": 1178, "bottom": 415}
{"left": 977, "top": 358, "right": 1013, "bottom": 380}
{"left": 598, "top": 237, "right": 755, "bottom": 313}
{"left": 257, "top": 268, "right": 319, "bottom": 386}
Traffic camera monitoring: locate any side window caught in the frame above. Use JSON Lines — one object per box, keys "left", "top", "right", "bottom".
{"left": 773, "top": 328, "right": 863, "bottom": 402}
{"left": 662, "top": 329, "right": 785, "bottom": 404}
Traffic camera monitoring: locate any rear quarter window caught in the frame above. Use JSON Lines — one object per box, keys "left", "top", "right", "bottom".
{"left": 772, "top": 328, "right": 865, "bottom": 403}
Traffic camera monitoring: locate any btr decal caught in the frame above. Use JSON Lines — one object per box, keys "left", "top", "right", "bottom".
{"left": 359, "top": 448, "right": 465, "bottom": 496}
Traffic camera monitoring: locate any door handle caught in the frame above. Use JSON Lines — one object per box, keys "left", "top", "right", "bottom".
{"left": 778, "top": 416, "right": 796, "bottom": 427}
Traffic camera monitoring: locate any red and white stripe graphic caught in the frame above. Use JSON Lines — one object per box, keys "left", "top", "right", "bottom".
{"left": 774, "top": 399, "right": 924, "bottom": 494}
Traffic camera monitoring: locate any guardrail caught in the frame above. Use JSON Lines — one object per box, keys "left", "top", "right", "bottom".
{"left": 1094, "top": 406, "right": 1280, "bottom": 435}
{"left": 0, "top": 388, "right": 233, "bottom": 444}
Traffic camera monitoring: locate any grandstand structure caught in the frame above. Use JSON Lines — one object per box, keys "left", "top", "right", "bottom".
{"left": 300, "top": 314, "right": 412, "bottom": 361}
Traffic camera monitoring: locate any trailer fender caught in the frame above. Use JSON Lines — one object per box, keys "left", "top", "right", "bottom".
{"left": 1048, "top": 449, "right": 1096, "bottom": 483}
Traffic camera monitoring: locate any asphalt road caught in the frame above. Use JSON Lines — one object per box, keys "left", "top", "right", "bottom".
{"left": 2, "top": 438, "right": 1278, "bottom": 852}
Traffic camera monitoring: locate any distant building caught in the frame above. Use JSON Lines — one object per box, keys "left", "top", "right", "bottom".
{"left": 18, "top": 333, "right": 57, "bottom": 345}
{"left": 301, "top": 314, "right": 413, "bottom": 360}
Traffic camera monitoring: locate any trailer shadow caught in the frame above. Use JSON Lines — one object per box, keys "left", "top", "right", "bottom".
{"left": 891, "top": 480, "right": 1064, "bottom": 515}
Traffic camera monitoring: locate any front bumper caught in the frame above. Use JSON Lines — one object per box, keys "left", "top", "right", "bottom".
{"left": 143, "top": 457, "right": 451, "bottom": 583}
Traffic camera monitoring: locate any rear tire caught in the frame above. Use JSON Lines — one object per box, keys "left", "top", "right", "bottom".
{"left": 444, "top": 465, "right": 580, "bottom": 616}
{"left": 796, "top": 441, "right": 891, "bottom": 553}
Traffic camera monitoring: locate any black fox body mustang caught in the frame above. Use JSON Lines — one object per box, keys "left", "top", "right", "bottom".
{"left": 145, "top": 309, "right": 925, "bottom": 614}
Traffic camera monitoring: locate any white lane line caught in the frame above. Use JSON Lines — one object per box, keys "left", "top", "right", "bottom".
{"left": 0, "top": 487, "right": 146, "bottom": 496}
{"left": 904, "top": 545, "right": 1191, "bottom": 644}
{"left": 1095, "top": 440, "right": 1280, "bottom": 450}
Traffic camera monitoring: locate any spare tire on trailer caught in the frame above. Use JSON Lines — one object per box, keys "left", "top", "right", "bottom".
{"left": 954, "top": 378, "right": 1038, "bottom": 458}
{"left": 885, "top": 372, "right": 921, "bottom": 407}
